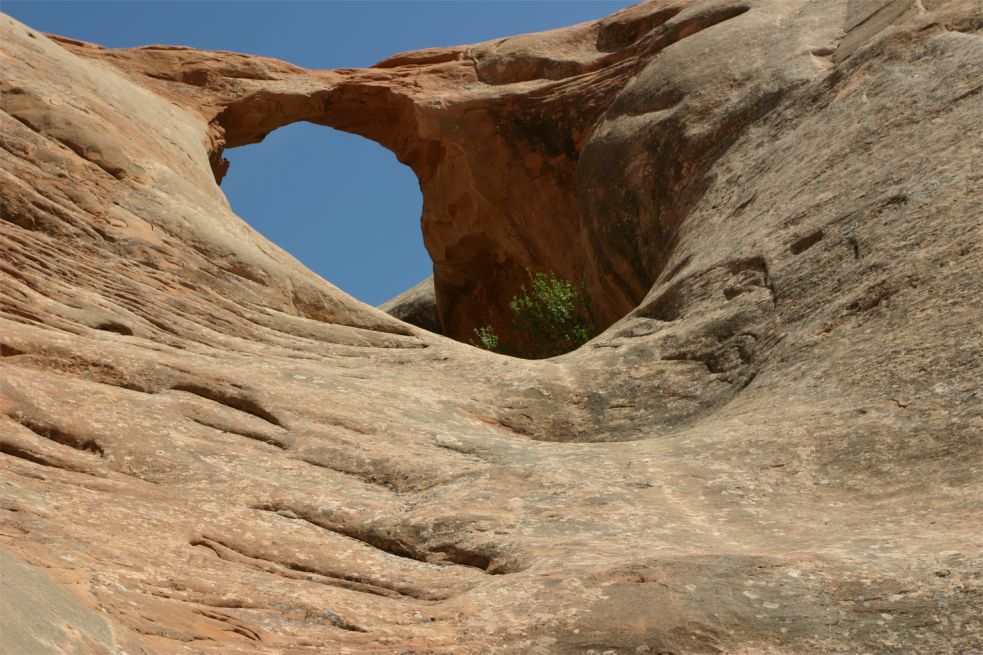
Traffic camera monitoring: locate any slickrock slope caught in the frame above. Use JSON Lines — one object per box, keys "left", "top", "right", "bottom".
{"left": 1, "top": 1, "right": 981, "bottom": 653}
{"left": 378, "top": 277, "right": 441, "bottom": 335}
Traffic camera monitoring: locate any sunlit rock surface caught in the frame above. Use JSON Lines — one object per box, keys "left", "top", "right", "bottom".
{"left": 1, "top": 1, "right": 981, "bottom": 652}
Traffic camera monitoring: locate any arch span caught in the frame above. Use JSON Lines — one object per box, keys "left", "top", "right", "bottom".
{"left": 204, "top": 63, "right": 624, "bottom": 345}
{"left": 58, "top": 1, "right": 761, "bottom": 347}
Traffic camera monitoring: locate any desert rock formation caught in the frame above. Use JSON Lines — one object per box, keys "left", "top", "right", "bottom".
{"left": 1, "top": 1, "right": 982, "bottom": 653}
{"left": 379, "top": 277, "right": 441, "bottom": 335}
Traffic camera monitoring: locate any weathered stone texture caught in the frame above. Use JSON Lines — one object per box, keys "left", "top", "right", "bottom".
{"left": 1, "top": 1, "right": 981, "bottom": 653}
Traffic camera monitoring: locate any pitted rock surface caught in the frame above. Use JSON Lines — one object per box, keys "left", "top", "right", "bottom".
{"left": 1, "top": 1, "right": 981, "bottom": 653}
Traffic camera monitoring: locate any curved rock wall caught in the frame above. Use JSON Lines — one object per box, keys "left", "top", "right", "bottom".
{"left": 1, "top": 1, "right": 981, "bottom": 653}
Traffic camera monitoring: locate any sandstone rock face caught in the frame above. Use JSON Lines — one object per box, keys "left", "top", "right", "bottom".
{"left": 2, "top": 2, "right": 982, "bottom": 653}
{"left": 379, "top": 277, "right": 442, "bottom": 335}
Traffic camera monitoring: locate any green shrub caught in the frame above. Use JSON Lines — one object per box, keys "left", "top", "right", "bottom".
{"left": 472, "top": 269, "right": 595, "bottom": 359}
{"left": 470, "top": 325, "right": 501, "bottom": 352}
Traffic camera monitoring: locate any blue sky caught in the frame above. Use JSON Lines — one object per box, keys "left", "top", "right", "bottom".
{"left": 4, "top": 1, "right": 625, "bottom": 305}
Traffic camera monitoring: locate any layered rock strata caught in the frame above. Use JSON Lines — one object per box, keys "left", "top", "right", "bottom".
{"left": 1, "top": 1, "right": 981, "bottom": 653}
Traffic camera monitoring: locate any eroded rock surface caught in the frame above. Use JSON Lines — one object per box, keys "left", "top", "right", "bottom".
{"left": 1, "top": 1, "right": 981, "bottom": 653}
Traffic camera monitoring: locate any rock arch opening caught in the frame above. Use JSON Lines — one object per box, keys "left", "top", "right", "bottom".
{"left": 200, "top": 0, "right": 737, "bottom": 353}
{"left": 207, "top": 82, "right": 643, "bottom": 353}
{"left": 23, "top": 0, "right": 775, "bottom": 358}
{"left": 220, "top": 122, "right": 430, "bottom": 308}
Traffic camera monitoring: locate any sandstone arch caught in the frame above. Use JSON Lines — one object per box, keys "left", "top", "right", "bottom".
{"left": 2, "top": 1, "right": 981, "bottom": 652}
{"left": 52, "top": 1, "right": 768, "bottom": 345}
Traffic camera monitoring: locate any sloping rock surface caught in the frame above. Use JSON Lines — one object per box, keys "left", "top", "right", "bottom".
{"left": 379, "top": 277, "right": 441, "bottom": 335}
{"left": 1, "top": 1, "right": 981, "bottom": 653}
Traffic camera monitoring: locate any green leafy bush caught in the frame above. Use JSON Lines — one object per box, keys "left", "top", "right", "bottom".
{"left": 471, "top": 325, "right": 501, "bottom": 352}
{"left": 472, "top": 269, "right": 595, "bottom": 359}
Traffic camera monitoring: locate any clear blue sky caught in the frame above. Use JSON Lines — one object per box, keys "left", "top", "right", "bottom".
{"left": 4, "top": 1, "right": 625, "bottom": 305}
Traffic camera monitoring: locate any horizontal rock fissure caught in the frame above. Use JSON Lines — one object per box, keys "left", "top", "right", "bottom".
{"left": 169, "top": 383, "right": 285, "bottom": 428}
{"left": 13, "top": 416, "right": 105, "bottom": 456}
{"left": 191, "top": 609, "right": 264, "bottom": 642}
{"left": 296, "top": 457, "right": 403, "bottom": 492}
{"left": 191, "top": 535, "right": 444, "bottom": 604}
{"left": 189, "top": 417, "right": 288, "bottom": 450}
{"left": 250, "top": 505, "right": 434, "bottom": 564}
{"left": 0, "top": 440, "right": 104, "bottom": 476}
{"left": 252, "top": 504, "right": 512, "bottom": 576}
